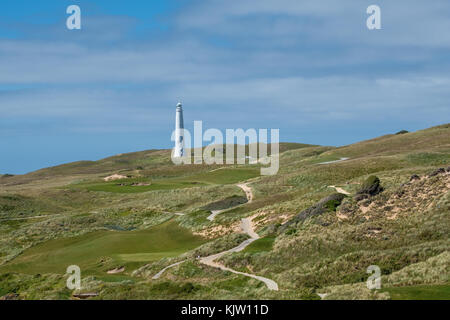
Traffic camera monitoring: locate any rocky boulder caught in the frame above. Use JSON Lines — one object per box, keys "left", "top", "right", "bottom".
{"left": 279, "top": 193, "right": 346, "bottom": 233}
{"left": 355, "top": 175, "right": 383, "bottom": 201}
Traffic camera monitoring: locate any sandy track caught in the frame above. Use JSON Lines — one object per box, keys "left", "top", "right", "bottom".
{"left": 318, "top": 157, "right": 349, "bottom": 165}
{"left": 199, "top": 216, "right": 279, "bottom": 291}
{"left": 152, "top": 260, "right": 187, "bottom": 280}
{"left": 237, "top": 183, "right": 254, "bottom": 203}
{"left": 241, "top": 216, "right": 259, "bottom": 239}
{"left": 163, "top": 211, "right": 185, "bottom": 216}
{"left": 328, "top": 185, "right": 351, "bottom": 195}
{"left": 207, "top": 209, "right": 226, "bottom": 221}
{"left": 153, "top": 184, "right": 279, "bottom": 290}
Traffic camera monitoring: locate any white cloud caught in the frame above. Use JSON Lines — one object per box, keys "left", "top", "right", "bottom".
{"left": 0, "top": 1, "right": 449, "bottom": 136}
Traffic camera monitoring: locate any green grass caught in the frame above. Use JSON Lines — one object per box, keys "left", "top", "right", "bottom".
{"left": 1, "top": 126, "right": 449, "bottom": 299}
{"left": 75, "top": 167, "right": 259, "bottom": 193}
{"left": 215, "top": 276, "right": 252, "bottom": 290}
{"left": 405, "top": 152, "right": 450, "bottom": 166}
{"left": 383, "top": 284, "right": 450, "bottom": 300}
{"left": 85, "top": 180, "right": 205, "bottom": 193}
{"left": 177, "top": 210, "right": 212, "bottom": 230}
{"left": 243, "top": 237, "right": 275, "bottom": 253}
{"left": 0, "top": 220, "right": 206, "bottom": 276}
{"left": 180, "top": 167, "right": 260, "bottom": 184}
{"left": 307, "top": 155, "right": 346, "bottom": 165}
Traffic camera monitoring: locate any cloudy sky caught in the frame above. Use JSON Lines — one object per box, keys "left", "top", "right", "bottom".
{"left": 1, "top": 0, "right": 449, "bottom": 174}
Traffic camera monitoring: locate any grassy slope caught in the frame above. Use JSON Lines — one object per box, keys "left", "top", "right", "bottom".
{"left": 0, "top": 220, "right": 206, "bottom": 277}
{"left": 382, "top": 284, "right": 450, "bottom": 300}
{"left": 0, "top": 128, "right": 449, "bottom": 300}
{"left": 216, "top": 124, "right": 450, "bottom": 298}
{"left": 75, "top": 167, "right": 261, "bottom": 193}
{"left": 243, "top": 237, "right": 275, "bottom": 253}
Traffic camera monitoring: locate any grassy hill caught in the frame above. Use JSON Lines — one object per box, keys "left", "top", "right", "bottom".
{"left": 0, "top": 220, "right": 206, "bottom": 277}
{"left": 0, "top": 127, "right": 448, "bottom": 300}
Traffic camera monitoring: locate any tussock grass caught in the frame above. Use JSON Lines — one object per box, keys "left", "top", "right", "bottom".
{"left": 0, "top": 125, "right": 449, "bottom": 299}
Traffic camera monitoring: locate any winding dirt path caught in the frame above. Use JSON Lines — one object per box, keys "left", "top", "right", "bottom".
{"left": 163, "top": 211, "right": 185, "bottom": 217}
{"left": 207, "top": 209, "right": 226, "bottom": 221}
{"left": 199, "top": 216, "right": 278, "bottom": 291}
{"left": 318, "top": 157, "right": 349, "bottom": 165}
{"left": 237, "top": 183, "right": 254, "bottom": 203}
{"left": 152, "top": 260, "right": 187, "bottom": 280}
{"left": 153, "top": 183, "right": 279, "bottom": 290}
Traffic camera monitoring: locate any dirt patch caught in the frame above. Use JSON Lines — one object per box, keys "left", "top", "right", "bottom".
{"left": 194, "top": 222, "right": 241, "bottom": 239}
{"left": 358, "top": 171, "right": 449, "bottom": 220}
{"left": 329, "top": 185, "right": 351, "bottom": 195}
{"left": 336, "top": 210, "right": 349, "bottom": 220}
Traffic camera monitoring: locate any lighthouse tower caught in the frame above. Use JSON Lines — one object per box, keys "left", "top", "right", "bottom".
{"left": 173, "top": 102, "right": 184, "bottom": 158}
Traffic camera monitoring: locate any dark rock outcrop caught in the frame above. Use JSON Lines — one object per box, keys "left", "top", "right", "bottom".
{"left": 428, "top": 168, "right": 446, "bottom": 177}
{"left": 279, "top": 193, "right": 346, "bottom": 233}
{"left": 355, "top": 175, "right": 383, "bottom": 201}
{"left": 202, "top": 195, "right": 248, "bottom": 211}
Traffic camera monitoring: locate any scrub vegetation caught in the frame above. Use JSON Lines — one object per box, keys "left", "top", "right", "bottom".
{"left": 0, "top": 125, "right": 449, "bottom": 300}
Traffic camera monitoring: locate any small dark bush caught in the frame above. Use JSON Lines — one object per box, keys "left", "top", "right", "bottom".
{"left": 285, "top": 228, "right": 297, "bottom": 235}
{"left": 395, "top": 130, "right": 409, "bottom": 135}
{"left": 179, "top": 282, "right": 196, "bottom": 294}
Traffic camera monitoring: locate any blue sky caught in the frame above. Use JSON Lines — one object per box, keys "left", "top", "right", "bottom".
{"left": 1, "top": 0, "right": 449, "bottom": 174}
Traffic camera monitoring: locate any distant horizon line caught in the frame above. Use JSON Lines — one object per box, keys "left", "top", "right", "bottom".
{"left": 3, "top": 122, "right": 447, "bottom": 175}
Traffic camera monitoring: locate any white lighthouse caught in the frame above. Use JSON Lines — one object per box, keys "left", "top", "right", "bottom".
{"left": 173, "top": 102, "right": 184, "bottom": 158}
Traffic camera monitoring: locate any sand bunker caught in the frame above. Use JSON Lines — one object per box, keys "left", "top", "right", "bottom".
{"left": 107, "top": 266, "right": 125, "bottom": 274}
{"left": 103, "top": 174, "right": 128, "bottom": 181}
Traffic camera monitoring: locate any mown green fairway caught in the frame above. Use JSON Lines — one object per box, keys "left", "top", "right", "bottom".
{"left": 77, "top": 167, "right": 260, "bottom": 193}
{"left": 383, "top": 284, "right": 450, "bottom": 300}
{"left": 85, "top": 180, "right": 206, "bottom": 193}
{"left": 181, "top": 167, "right": 260, "bottom": 184}
{"left": 0, "top": 220, "right": 206, "bottom": 276}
